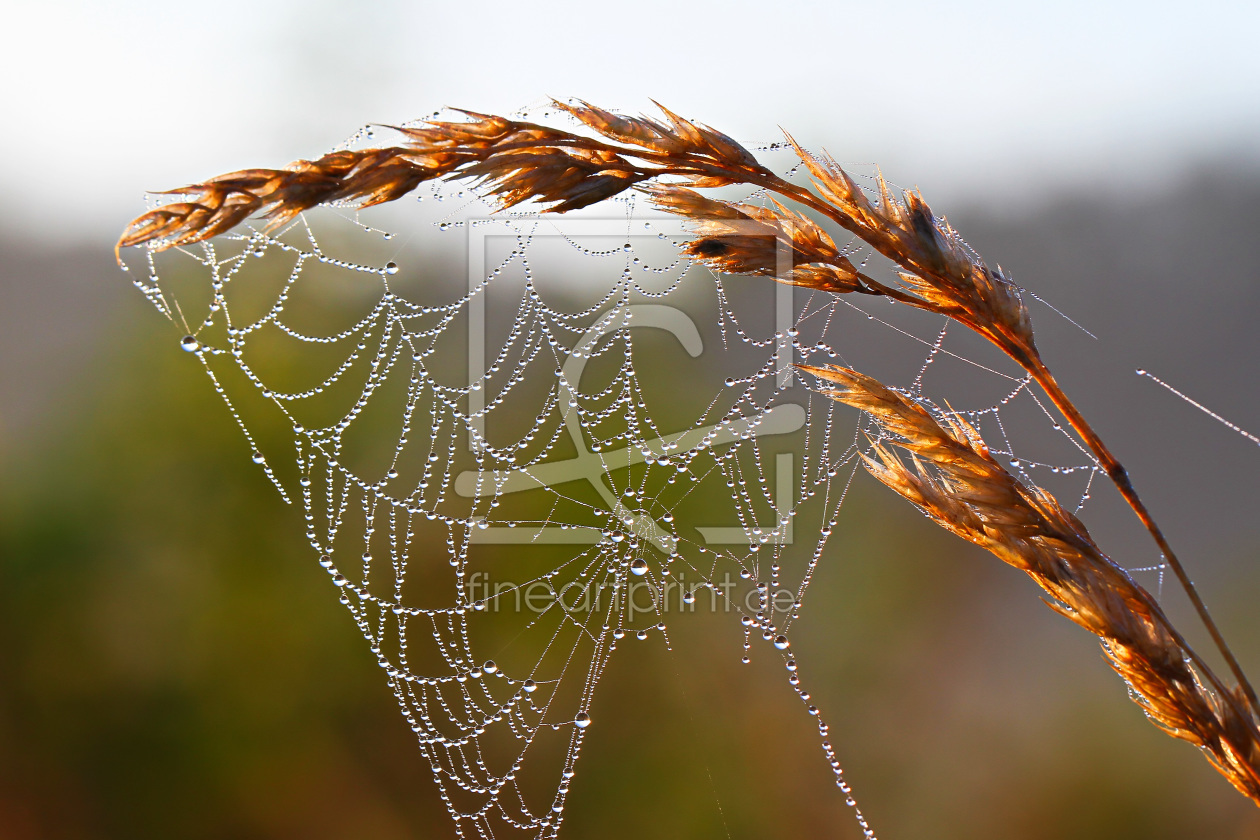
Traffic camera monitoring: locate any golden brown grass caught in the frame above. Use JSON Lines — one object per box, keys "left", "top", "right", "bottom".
{"left": 801, "top": 363, "right": 1260, "bottom": 804}
{"left": 117, "top": 99, "right": 1260, "bottom": 808}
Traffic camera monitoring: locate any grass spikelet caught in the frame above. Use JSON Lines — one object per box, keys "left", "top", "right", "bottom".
{"left": 800, "top": 363, "right": 1260, "bottom": 804}
{"left": 642, "top": 185, "right": 870, "bottom": 294}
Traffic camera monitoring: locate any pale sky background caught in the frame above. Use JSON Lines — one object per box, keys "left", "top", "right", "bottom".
{"left": 2, "top": 0, "right": 1259, "bottom": 245}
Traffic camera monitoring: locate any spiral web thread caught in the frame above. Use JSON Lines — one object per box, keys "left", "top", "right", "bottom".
{"left": 118, "top": 122, "right": 1146, "bottom": 839}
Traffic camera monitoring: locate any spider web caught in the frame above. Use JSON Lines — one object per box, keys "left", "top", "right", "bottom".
{"left": 117, "top": 115, "right": 1159, "bottom": 839}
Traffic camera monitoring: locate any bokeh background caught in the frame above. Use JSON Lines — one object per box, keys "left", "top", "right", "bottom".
{"left": 3, "top": 1, "right": 1260, "bottom": 838}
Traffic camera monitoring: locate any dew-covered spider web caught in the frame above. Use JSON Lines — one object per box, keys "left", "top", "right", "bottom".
{"left": 117, "top": 109, "right": 1166, "bottom": 839}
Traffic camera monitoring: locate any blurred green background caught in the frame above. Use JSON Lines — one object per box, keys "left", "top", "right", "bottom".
{"left": 4, "top": 171, "right": 1260, "bottom": 840}
{"left": 4, "top": 1, "right": 1260, "bottom": 838}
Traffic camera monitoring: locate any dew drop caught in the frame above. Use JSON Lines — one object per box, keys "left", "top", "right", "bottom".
{"left": 629, "top": 558, "right": 648, "bottom": 575}
{"left": 251, "top": 451, "right": 266, "bottom": 464}
{"left": 523, "top": 679, "right": 537, "bottom": 692}
{"left": 385, "top": 261, "right": 399, "bottom": 275}
{"left": 574, "top": 712, "right": 591, "bottom": 728}
{"left": 483, "top": 660, "right": 498, "bottom": 674}
{"left": 774, "top": 635, "right": 790, "bottom": 650}
{"left": 180, "top": 335, "right": 200, "bottom": 352}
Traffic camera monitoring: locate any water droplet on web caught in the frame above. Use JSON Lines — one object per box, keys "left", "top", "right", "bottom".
{"left": 774, "top": 636, "right": 790, "bottom": 650}
{"left": 630, "top": 558, "right": 648, "bottom": 575}
{"left": 483, "top": 660, "right": 498, "bottom": 674}
{"left": 523, "top": 679, "right": 537, "bottom": 692}
{"left": 180, "top": 335, "right": 200, "bottom": 352}
{"left": 385, "top": 261, "right": 399, "bottom": 275}
{"left": 251, "top": 451, "right": 266, "bottom": 464}
{"left": 574, "top": 712, "right": 591, "bottom": 728}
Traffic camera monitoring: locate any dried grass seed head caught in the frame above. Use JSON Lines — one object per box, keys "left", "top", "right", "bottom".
{"left": 800, "top": 362, "right": 1260, "bottom": 803}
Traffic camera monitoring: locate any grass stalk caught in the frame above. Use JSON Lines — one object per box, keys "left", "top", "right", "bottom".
{"left": 116, "top": 99, "right": 1260, "bottom": 805}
